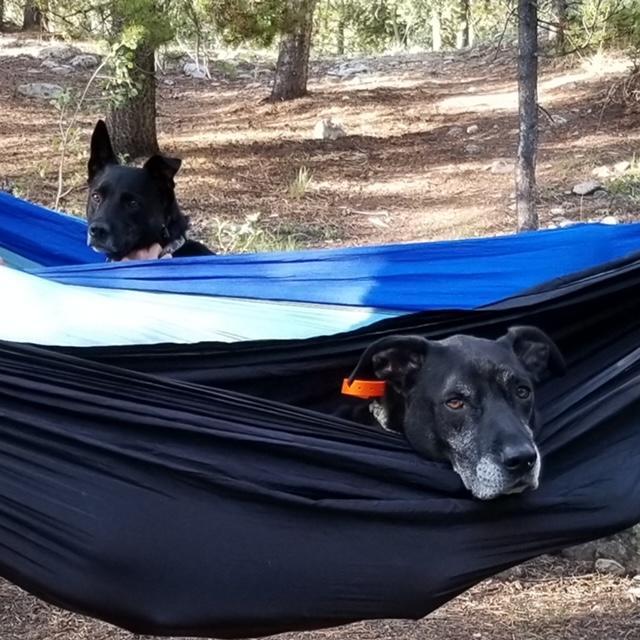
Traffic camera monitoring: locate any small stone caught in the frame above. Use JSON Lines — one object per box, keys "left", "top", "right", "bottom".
{"left": 488, "top": 159, "right": 514, "bottom": 174}
{"left": 69, "top": 54, "right": 99, "bottom": 69}
{"left": 592, "top": 165, "right": 612, "bottom": 179}
{"left": 17, "top": 82, "right": 64, "bottom": 100}
{"left": 183, "top": 62, "right": 207, "bottom": 78}
{"left": 572, "top": 180, "right": 605, "bottom": 196}
{"left": 551, "top": 114, "right": 568, "bottom": 126}
{"left": 446, "top": 126, "right": 464, "bottom": 137}
{"left": 550, "top": 207, "right": 565, "bottom": 215}
{"left": 465, "top": 144, "right": 481, "bottom": 155}
{"left": 614, "top": 161, "right": 631, "bottom": 175}
{"left": 313, "top": 117, "right": 347, "bottom": 141}
{"left": 600, "top": 215, "right": 619, "bottom": 225}
{"left": 595, "top": 558, "right": 626, "bottom": 576}
{"left": 466, "top": 124, "right": 479, "bottom": 134}
{"left": 38, "top": 44, "right": 81, "bottom": 61}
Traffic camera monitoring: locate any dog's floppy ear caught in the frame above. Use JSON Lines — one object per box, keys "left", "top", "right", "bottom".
{"left": 349, "top": 335, "right": 429, "bottom": 393}
{"left": 88, "top": 120, "right": 117, "bottom": 182}
{"left": 143, "top": 155, "right": 182, "bottom": 187}
{"left": 499, "top": 326, "right": 566, "bottom": 381}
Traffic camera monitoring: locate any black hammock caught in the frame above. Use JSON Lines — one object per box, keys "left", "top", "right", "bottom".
{"left": 1, "top": 254, "right": 640, "bottom": 638}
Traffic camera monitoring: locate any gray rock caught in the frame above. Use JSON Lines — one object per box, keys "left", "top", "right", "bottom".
{"left": 17, "top": 82, "right": 64, "bottom": 100}
{"left": 466, "top": 124, "right": 479, "bottom": 134}
{"left": 327, "top": 61, "right": 369, "bottom": 79}
{"left": 572, "top": 180, "right": 605, "bottom": 196}
{"left": 595, "top": 558, "right": 627, "bottom": 576}
{"left": 39, "top": 59, "right": 73, "bottom": 75}
{"left": 313, "top": 118, "right": 347, "bottom": 140}
{"left": 550, "top": 206, "right": 565, "bottom": 215}
{"left": 447, "top": 126, "right": 464, "bottom": 137}
{"left": 69, "top": 54, "right": 99, "bottom": 69}
{"left": 38, "top": 44, "right": 81, "bottom": 61}
{"left": 183, "top": 62, "right": 207, "bottom": 79}
{"left": 551, "top": 114, "right": 568, "bottom": 126}
{"left": 488, "top": 159, "right": 514, "bottom": 174}
{"left": 614, "top": 160, "right": 631, "bottom": 174}
{"left": 465, "top": 144, "right": 481, "bottom": 155}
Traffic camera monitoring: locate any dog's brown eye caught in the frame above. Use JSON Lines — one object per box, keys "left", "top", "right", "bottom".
{"left": 517, "top": 386, "right": 531, "bottom": 399}
{"left": 445, "top": 398, "right": 465, "bottom": 410}
{"left": 91, "top": 192, "right": 101, "bottom": 204}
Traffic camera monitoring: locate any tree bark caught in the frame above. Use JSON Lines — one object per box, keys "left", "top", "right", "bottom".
{"left": 270, "top": 0, "right": 318, "bottom": 102}
{"left": 431, "top": 8, "right": 442, "bottom": 52}
{"left": 107, "top": 44, "right": 159, "bottom": 158}
{"left": 549, "top": 0, "right": 567, "bottom": 52}
{"left": 456, "top": 0, "right": 470, "bottom": 49}
{"left": 22, "top": 0, "right": 43, "bottom": 30}
{"left": 515, "top": 0, "right": 539, "bottom": 232}
{"left": 0, "top": 0, "right": 5, "bottom": 32}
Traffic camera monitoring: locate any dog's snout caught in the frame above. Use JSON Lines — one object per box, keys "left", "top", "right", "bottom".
{"left": 501, "top": 444, "right": 537, "bottom": 473}
{"left": 88, "top": 221, "right": 109, "bottom": 241}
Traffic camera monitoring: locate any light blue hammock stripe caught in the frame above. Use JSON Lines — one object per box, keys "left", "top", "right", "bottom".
{"left": 0, "top": 267, "right": 400, "bottom": 346}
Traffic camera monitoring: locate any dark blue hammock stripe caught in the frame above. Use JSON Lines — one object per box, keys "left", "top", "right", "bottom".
{"left": 3, "top": 192, "right": 640, "bottom": 310}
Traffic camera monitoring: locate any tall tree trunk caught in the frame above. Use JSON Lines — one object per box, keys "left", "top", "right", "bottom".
{"left": 0, "top": 0, "right": 5, "bottom": 32}
{"left": 431, "top": 8, "right": 442, "bottom": 51}
{"left": 336, "top": 0, "right": 346, "bottom": 56}
{"left": 22, "top": 0, "right": 43, "bottom": 30}
{"left": 270, "top": 0, "right": 317, "bottom": 102}
{"left": 456, "top": 0, "right": 470, "bottom": 49}
{"left": 515, "top": 0, "right": 539, "bottom": 232}
{"left": 549, "top": 0, "right": 567, "bottom": 52}
{"left": 107, "top": 44, "right": 159, "bottom": 158}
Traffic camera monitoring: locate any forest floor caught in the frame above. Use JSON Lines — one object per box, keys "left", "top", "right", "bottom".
{"left": 1, "top": 30, "right": 640, "bottom": 640}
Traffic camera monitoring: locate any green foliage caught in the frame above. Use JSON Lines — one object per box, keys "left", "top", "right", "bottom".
{"left": 208, "top": 0, "right": 284, "bottom": 47}
{"left": 566, "top": 0, "right": 640, "bottom": 60}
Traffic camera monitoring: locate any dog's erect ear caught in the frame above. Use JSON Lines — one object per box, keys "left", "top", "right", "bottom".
{"left": 499, "top": 326, "right": 566, "bottom": 381}
{"left": 143, "top": 155, "right": 182, "bottom": 186}
{"left": 88, "top": 120, "right": 117, "bottom": 182}
{"left": 349, "top": 335, "right": 429, "bottom": 392}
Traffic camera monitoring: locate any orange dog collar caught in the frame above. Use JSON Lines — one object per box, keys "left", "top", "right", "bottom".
{"left": 341, "top": 378, "right": 386, "bottom": 399}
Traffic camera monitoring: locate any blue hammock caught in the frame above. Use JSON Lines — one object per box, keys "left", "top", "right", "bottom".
{"left": 2, "top": 191, "right": 640, "bottom": 309}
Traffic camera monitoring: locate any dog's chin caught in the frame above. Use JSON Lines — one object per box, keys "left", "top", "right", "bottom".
{"left": 453, "top": 455, "right": 540, "bottom": 501}
{"left": 87, "top": 237, "right": 131, "bottom": 261}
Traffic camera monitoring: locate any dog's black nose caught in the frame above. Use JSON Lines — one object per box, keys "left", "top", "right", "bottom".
{"left": 502, "top": 445, "right": 537, "bottom": 472}
{"left": 88, "top": 222, "right": 109, "bottom": 241}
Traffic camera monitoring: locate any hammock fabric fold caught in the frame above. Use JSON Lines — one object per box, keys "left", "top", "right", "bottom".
{"left": 2, "top": 253, "right": 640, "bottom": 638}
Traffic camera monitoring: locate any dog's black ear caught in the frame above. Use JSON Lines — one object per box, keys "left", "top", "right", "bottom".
{"left": 499, "top": 326, "right": 566, "bottom": 381}
{"left": 143, "top": 155, "right": 182, "bottom": 186}
{"left": 349, "top": 335, "right": 429, "bottom": 393}
{"left": 88, "top": 120, "right": 117, "bottom": 182}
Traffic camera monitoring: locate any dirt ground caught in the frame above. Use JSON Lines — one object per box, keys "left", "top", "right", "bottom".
{"left": 2, "top": 32, "right": 640, "bottom": 640}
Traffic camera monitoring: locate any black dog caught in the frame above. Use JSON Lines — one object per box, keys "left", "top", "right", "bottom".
{"left": 347, "top": 326, "right": 565, "bottom": 500}
{"left": 86, "top": 120, "right": 212, "bottom": 261}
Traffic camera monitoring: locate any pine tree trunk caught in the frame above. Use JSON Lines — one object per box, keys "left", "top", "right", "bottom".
{"left": 432, "top": 9, "right": 442, "bottom": 51}
{"left": 549, "top": 0, "right": 567, "bottom": 52}
{"left": 270, "top": 0, "right": 317, "bottom": 101}
{"left": 456, "top": 0, "right": 470, "bottom": 49}
{"left": 107, "top": 44, "right": 159, "bottom": 158}
{"left": 22, "top": 0, "right": 43, "bottom": 30}
{"left": 515, "top": 0, "right": 539, "bottom": 232}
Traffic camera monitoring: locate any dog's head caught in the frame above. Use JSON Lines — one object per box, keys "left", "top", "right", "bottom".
{"left": 349, "top": 326, "right": 565, "bottom": 500}
{"left": 86, "top": 120, "right": 188, "bottom": 260}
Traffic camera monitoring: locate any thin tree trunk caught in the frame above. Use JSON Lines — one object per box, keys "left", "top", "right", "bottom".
{"left": 515, "top": 0, "right": 539, "bottom": 232}
{"left": 22, "top": 0, "right": 43, "bottom": 30}
{"left": 336, "top": 0, "right": 345, "bottom": 56}
{"left": 107, "top": 44, "right": 159, "bottom": 158}
{"left": 549, "top": 0, "right": 567, "bottom": 52}
{"left": 456, "top": 0, "right": 470, "bottom": 49}
{"left": 0, "top": 0, "right": 5, "bottom": 32}
{"left": 270, "top": 0, "right": 317, "bottom": 102}
{"left": 432, "top": 8, "right": 442, "bottom": 52}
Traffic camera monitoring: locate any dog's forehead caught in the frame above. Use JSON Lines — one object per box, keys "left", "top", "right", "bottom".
{"left": 94, "top": 165, "right": 155, "bottom": 193}
{"left": 433, "top": 334, "right": 523, "bottom": 377}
